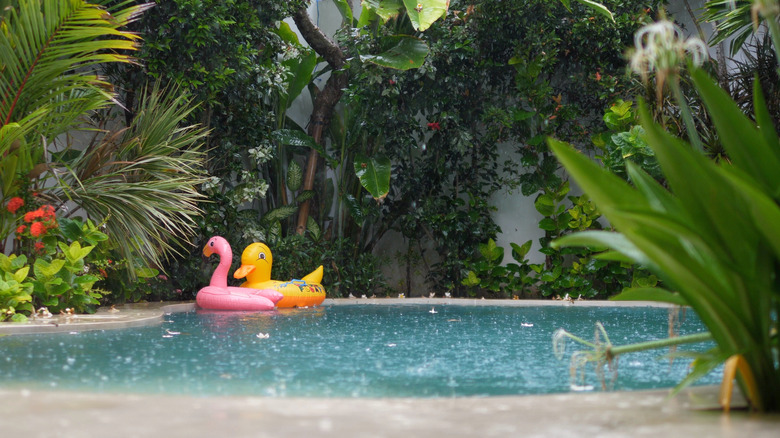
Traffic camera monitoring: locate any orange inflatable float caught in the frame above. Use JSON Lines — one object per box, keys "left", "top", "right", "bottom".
{"left": 233, "top": 242, "right": 326, "bottom": 308}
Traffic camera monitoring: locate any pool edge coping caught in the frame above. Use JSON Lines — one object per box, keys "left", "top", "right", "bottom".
{"left": 0, "top": 298, "right": 677, "bottom": 335}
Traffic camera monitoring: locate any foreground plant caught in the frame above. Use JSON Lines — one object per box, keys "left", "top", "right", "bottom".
{"left": 548, "top": 69, "right": 780, "bottom": 411}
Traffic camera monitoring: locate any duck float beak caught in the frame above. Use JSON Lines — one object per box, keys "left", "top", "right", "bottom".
{"left": 233, "top": 264, "right": 255, "bottom": 279}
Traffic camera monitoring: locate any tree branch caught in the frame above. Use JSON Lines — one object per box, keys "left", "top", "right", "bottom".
{"left": 292, "top": 7, "right": 346, "bottom": 70}
{"left": 291, "top": 5, "right": 349, "bottom": 234}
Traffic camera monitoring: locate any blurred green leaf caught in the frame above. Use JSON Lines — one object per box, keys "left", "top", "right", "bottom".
{"left": 360, "top": 36, "right": 429, "bottom": 70}
{"left": 354, "top": 153, "right": 391, "bottom": 201}
{"left": 402, "top": 0, "right": 449, "bottom": 31}
{"left": 610, "top": 287, "right": 687, "bottom": 306}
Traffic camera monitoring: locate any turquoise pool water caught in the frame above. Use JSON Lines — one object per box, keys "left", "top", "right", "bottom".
{"left": 0, "top": 305, "right": 719, "bottom": 397}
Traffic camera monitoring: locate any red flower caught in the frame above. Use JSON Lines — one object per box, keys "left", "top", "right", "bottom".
{"left": 24, "top": 209, "right": 43, "bottom": 222}
{"left": 6, "top": 197, "right": 24, "bottom": 214}
{"left": 427, "top": 122, "right": 441, "bottom": 131}
{"left": 389, "top": 79, "right": 396, "bottom": 85}
{"left": 34, "top": 242, "right": 45, "bottom": 252}
{"left": 16, "top": 225, "right": 26, "bottom": 234}
{"left": 30, "top": 221, "right": 47, "bottom": 238}
{"left": 594, "top": 71, "right": 602, "bottom": 81}
{"left": 41, "top": 205, "right": 56, "bottom": 219}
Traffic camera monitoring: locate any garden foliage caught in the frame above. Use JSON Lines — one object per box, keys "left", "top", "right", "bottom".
{"left": 0, "top": 0, "right": 209, "bottom": 312}
{"left": 325, "top": 0, "right": 662, "bottom": 295}
{"left": 550, "top": 69, "right": 780, "bottom": 411}
{"left": 96, "top": 0, "right": 663, "bottom": 298}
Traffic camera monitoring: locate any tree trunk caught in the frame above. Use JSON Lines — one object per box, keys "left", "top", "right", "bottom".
{"left": 292, "top": 6, "right": 347, "bottom": 235}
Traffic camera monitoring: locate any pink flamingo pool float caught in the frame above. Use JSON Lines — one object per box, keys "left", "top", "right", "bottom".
{"left": 196, "top": 236, "right": 283, "bottom": 311}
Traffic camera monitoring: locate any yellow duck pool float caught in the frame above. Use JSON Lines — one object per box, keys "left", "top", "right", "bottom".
{"left": 233, "top": 242, "right": 326, "bottom": 308}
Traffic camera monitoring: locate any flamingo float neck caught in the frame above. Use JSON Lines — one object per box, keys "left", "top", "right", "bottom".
{"left": 204, "top": 236, "right": 232, "bottom": 288}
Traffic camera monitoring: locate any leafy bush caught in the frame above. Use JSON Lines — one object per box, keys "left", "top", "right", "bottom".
{"left": 331, "top": 0, "right": 663, "bottom": 295}
{"left": 0, "top": 254, "right": 33, "bottom": 322}
{"left": 592, "top": 100, "right": 662, "bottom": 182}
{"left": 461, "top": 238, "right": 535, "bottom": 298}
{"left": 1, "top": 201, "right": 111, "bottom": 320}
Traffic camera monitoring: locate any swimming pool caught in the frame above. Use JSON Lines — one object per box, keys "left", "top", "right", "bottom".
{"left": 0, "top": 304, "right": 719, "bottom": 397}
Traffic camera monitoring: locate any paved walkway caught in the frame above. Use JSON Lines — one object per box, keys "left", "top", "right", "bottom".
{"left": 1, "top": 300, "right": 779, "bottom": 437}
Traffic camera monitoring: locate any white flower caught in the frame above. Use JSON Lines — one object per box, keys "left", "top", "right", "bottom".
{"left": 630, "top": 20, "right": 708, "bottom": 80}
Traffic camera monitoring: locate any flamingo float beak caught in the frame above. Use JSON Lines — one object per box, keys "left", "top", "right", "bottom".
{"left": 203, "top": 245, "right": 214, "bottom": 257}
{"left": 233, "top": 264, "right": 255, "bottom": 279}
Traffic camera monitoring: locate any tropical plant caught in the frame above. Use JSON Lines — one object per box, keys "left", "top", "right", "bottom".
{"left": 727, "top": 32, "right": 780, "bottom": 126}
{"left": 549, "top": 68, "right": 780, "bottom": 412}
{"left": 1, "top": 0, "right": 210, "bottom": 300}
{"left": 704, "top": 0, "right": 780, "bottom": 63}
{"left": 592, "top": 100, "right": 662, "bottom": 182}
{"left": 311, "top": 0, "right": 662, "bottom": 296}
{"left": 461, "top": 238, "right": 535, "bottom": 298}
{"left": 0, "top": 253, "right": 33, "bottom": 321}
{"left": 58, "top": 82, "right": 209, "bottom": 276}
{"left": 629, "top": 18, "right": 710, "bottom": 152}
{"left": 2, "top": 208, "right": 111, "bottom": 320}
{"left": 105, "top": 1, "right": 302, "bottom": 234}
{"left": 0, "top": 0, "right": 146, "bottom": 248}
{"left": 289, "top": 0, "right": 443, "bottom": 237}
{"left": 530, "top": 182, "right": 651, "bottom": 299}
{"left": 703, "top": 0, "right": 755, "bottom": 55}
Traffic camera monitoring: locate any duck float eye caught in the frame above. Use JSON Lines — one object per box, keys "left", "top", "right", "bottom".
{"left": 258, "top": 253, "right": 266, "bottom": 260}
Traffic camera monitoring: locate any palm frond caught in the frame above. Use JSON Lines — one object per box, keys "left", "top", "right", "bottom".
{"left": 702, "top": 0, "right": 754, "bottom": 55}
{"left": 58, "top": 83, "right": 208, "bottom": 276}
{"left": 0, "top": 0, "right": 147, "bottom": 141}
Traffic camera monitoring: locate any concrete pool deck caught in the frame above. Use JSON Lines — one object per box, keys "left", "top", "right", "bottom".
{"left": 1, "top": 299, "right": 779, "bottom": 437}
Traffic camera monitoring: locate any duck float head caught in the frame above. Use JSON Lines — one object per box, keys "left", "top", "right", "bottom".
{"left": 234, "top": 242, "right": 326, "bottom": 308}
{"left": 233, "top": 242, "right": 273, "bottom": 284}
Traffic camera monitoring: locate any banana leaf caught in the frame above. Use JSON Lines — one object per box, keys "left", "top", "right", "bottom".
{"left": 359, "top": 36, "right": 429, "bottom": 70}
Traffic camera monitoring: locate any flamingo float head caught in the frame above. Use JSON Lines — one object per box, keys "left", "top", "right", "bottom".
{"left": 203, "top": 236, "right": 231, "bottom": 258}
{"left": 203, "top": 236, "right": 233, "bottom": 288}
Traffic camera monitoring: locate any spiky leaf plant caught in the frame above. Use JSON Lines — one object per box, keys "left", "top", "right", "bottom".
{"left": 549, "top": 68, "right": 780, "bottom": 412}
{"left": 1, "top": 1, "right": 207, "bottom": 280}
{"left": 58, "top": 83, "right": 208, "bottom": 275}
